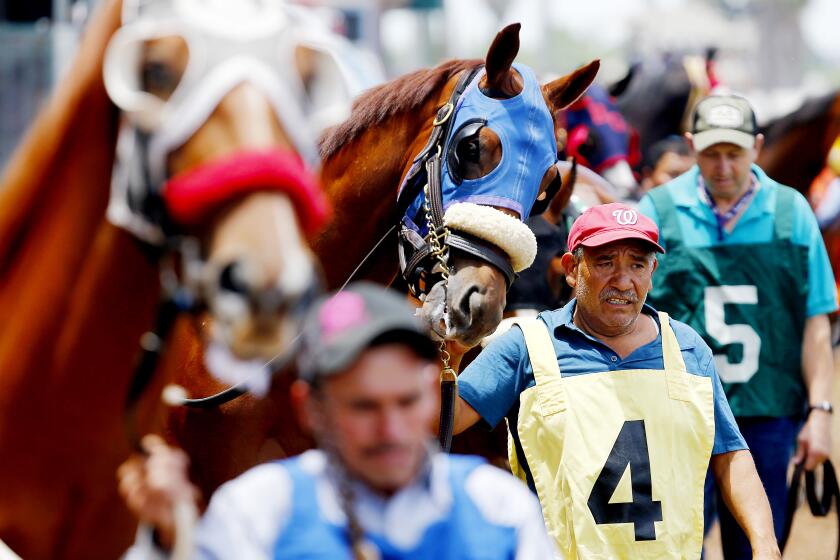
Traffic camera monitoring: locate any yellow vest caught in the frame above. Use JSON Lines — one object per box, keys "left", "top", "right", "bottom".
{"left": 510, "top": 312, "right": 714, "bottom": 559}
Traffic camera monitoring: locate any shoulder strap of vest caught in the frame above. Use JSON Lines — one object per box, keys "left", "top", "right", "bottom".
{"left": 510, "top": 318, "right": 566, "bottom": 416}
{"left": 647, "top": 187, "right": 683, "bottom": 249}
{"left": 773, "top": 185, "right": 796, "bottom": 242}
{"left": 657, "top": 311, "right": 693, "bottom": 402}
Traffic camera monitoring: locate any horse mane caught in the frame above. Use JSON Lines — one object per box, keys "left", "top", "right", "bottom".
{"left": 319, "top": 58, "right": 481, "bottom": 159}
{"left": 760, "top": 91, "right": 840, "bottom": 142}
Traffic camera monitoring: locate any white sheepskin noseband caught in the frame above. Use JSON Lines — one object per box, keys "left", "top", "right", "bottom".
{"left": 444, "top": 202, "right": 537, "bottom": 272}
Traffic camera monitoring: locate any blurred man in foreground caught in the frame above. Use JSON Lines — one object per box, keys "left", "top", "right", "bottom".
{"left": 119, "top": 282, "right": 555, "bottom": 559}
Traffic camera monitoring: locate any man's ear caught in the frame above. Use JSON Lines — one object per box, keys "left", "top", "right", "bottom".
{"left": 650, "top": 258, "right": 658, "bottom": 290}
{"left": 753, "top": 133, "right": 764, "bottom": 158}
{"left": 291, "top": 380, "right": 315, "bottom": 433}
{"left": 684, "top": 132, "right": 696, "bottom": 155}
{"left": 560, "top": 252, "right": 578, "bottom": 288}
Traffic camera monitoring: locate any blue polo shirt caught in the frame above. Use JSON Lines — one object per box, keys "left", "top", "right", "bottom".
{"left": 638, "top": 164, "right": 837, "bottom": 317}
{"left": 458, "top": 300, "right": 746, "bottom": 489}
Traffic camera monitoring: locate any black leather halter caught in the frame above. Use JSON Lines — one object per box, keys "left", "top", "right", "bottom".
{"left": 396, "top": 65, "right": 517, "bottom": 297}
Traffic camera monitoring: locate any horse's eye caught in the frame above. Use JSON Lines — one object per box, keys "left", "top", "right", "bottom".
{"left": 141, "top": 61, "right": 180, "bottom": 99}
{"left": 456, "top": 136, "right": 481, "bottom": 163}
{"left": 446, "top": 119, "right": 499, "bottom": 184}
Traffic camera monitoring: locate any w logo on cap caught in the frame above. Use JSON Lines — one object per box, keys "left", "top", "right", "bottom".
{"left": 612, "top": 208, "right": 638, "bottom": 225}
{"left": 567, "top": 202, "right": 665, "bottom": 254}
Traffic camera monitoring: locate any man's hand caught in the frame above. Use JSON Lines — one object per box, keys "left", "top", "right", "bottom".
{"left": 117, "top": 435, "right": 200, "bottom": 551}
{"left": 794, "top": 410, "right": 832, "bottom": 470}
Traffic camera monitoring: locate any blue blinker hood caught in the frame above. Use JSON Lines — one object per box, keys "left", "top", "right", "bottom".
{"left": 407, "top": 63, "right": 558, "bottom": 223}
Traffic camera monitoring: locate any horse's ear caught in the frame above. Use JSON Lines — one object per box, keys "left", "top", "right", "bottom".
{"left": 608, "top": 62, "right": 637, "bottom": 98}
{"left": 542, "top": 60, "right": 600, "bottom": 112}
{"left": 483, "top": 23, "right": 521, "bottom": 93}
{"left": 550, "top": 158, "right": 577, "bottom": 217}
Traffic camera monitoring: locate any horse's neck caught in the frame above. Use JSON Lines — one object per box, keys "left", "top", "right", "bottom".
{"left": 315, "top": 103, "right": 437, "bottom": 289}
{"left": 0, "top": 216, "right": 161, "bottom": 413}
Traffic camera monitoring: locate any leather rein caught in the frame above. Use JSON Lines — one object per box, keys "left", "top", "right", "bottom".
{"left": 781, "top": 456, "right": 840, "bottom": 559}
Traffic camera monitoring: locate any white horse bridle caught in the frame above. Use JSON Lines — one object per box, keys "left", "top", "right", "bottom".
{"left": 103, "top": 0, "right": 383, "bottom": 244}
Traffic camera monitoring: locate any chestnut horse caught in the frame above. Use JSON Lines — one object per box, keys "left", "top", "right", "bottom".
{"left": 0, "top": 0, "right": 350, "bottom": 557}
{"left": 758, "top": 90, "right": 840, "bottom": 193}
{"left": 758, "top": 90, "right": 840, "bottom": 297}
{"left": 164, "top": 25, "right": 599, "bottom": 498}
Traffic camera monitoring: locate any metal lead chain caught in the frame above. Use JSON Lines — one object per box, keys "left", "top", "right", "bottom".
{"left": 422, "top": 182, "right": 450, "bottom": 281}
{"left": 422, "top": 182, "right": 459, "bottom": 452}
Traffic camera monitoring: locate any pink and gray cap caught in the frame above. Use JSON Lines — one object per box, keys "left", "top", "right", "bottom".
{"left": 298, "top": 282, "right": 437, "bottom": 382}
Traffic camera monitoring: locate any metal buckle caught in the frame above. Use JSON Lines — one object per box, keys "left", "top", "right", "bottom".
{"left": 433, "top": 102, "right": 454, "bottom": 126}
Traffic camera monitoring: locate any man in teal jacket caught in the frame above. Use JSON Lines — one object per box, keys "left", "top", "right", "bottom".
{"left": 638, "top": 93, "right": 837, "bottom": 559}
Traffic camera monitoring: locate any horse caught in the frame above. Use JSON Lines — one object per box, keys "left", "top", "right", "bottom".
{"left": 758, "top": 90, "right": 840, "bottom": 194}
{"left": 610, "top": 52, "right": 713, "bottom": 171}
{"left": 758, "top": 90, "right": 840, "bottom": 299}
{"left": 561, "top": 83, "right": 640, "bottom": 198}
{"left": 0, "top": 0, "right": 359, "bottom": 557}
{"left": 163, "top": 24, "right": 600, "bottom": 498}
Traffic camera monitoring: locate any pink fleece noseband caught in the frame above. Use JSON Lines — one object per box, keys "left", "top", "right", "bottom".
{"left": 163, "top": 149, "right": 331, "bottom": 237}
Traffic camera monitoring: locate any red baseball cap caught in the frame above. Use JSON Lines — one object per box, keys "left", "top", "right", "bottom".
{"left": 567, "top": 203, "right": 665, "bottom": 254}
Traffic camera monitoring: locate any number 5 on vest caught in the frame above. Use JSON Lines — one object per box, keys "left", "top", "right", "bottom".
{"left": 587, "top": 420, "right": 663, "bottom": 541}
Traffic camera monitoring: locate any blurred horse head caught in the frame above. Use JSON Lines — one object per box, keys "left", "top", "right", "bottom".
{"left": 103, "top": 0, "right": 362, "bottom": 369}
{"left": 0, "top": 0, "right": 369, "bottom": 556}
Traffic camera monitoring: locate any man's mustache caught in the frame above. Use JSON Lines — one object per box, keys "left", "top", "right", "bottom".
{"left": 600, "top": 289, "right": 639, "bottom": 303}
{"left": 362, "top": 443, "right": 411, "bottom": 458}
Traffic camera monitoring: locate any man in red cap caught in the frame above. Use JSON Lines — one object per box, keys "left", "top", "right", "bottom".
{"left": 451, "top": 203, "right": 780, "bottom": 559}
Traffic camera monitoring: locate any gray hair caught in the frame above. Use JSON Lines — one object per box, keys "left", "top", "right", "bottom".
{"left": 572, "top": 245, "right": 656, "bottom": 265}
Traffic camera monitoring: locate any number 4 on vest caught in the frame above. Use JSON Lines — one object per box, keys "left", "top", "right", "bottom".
{"left": 587, "top": 420, "right": 663, "bottom": 541}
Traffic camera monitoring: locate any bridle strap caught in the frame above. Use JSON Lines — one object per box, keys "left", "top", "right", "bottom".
{"left": 395, "top": 65, "right": 484, "bottom": 221}
{"left": 124, "top": 257, "right": 197, "bottom": 449}
{"left": 447, "top": 231, "right": 515, "bottom": 287}
{"left": 178, "top": 344, "right": 299, "bottom": 409}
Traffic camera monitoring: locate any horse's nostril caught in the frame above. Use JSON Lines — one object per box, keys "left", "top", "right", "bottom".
{"left": 219, "top": 262, "right": 249, "bottom": 295}
{"left": 458, "top": 285, "right": 481, "bottom": 317}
